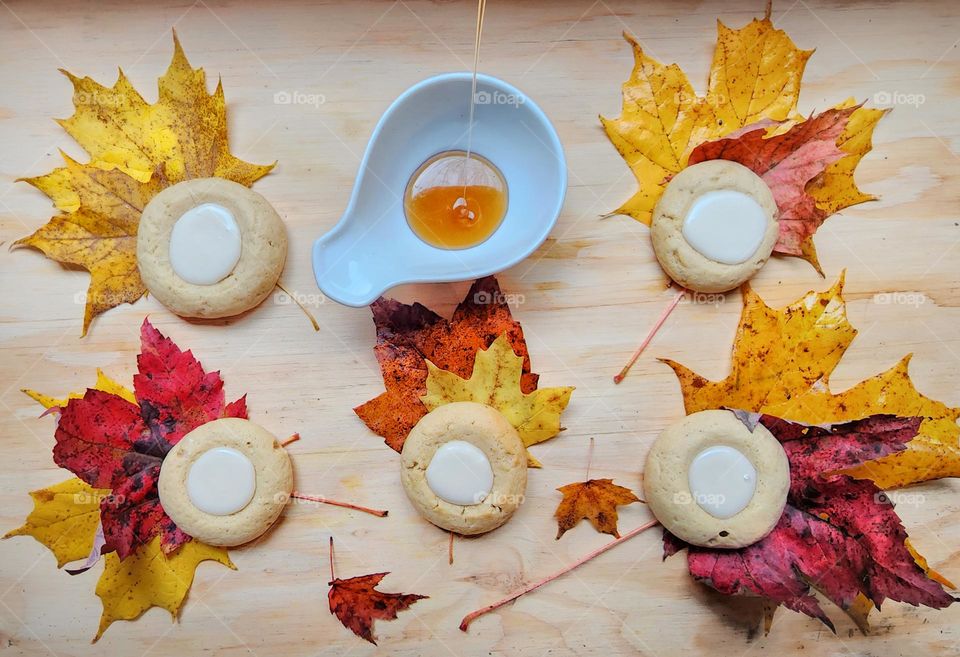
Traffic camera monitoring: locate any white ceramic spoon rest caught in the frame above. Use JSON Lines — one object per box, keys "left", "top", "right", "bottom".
{"left": 312, "top": 72, "right": 566, "bottom": 306}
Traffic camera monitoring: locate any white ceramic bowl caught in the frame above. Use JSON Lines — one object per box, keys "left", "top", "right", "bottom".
{"left": 312, "top": 72, "right": 566, "bottom": 306}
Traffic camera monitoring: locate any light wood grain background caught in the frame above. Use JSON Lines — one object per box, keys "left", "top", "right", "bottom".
{"left": 1, "top": 1, "right": 958, "bottom": 655}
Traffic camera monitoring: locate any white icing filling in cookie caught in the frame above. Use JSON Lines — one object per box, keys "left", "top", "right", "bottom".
{"left": 681, "top": 190, "right": 767, "bottom": 265}
{"left": 169, "top": 203, "right": 242, "bottom": 285}
{"left": 687, "top": 445, "right": 757, "bottom": 519}
{"left": 425, "top": 440, "right": 494, "bottom": 506}
{"left": 186, "top": 446, "right": 256, "bottom": 516}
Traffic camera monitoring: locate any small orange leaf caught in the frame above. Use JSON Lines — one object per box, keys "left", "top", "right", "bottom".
{"left": 554, "top": 479, "right": 640, "bottom": 539}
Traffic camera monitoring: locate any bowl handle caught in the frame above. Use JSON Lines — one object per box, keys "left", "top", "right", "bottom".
{"left": 311, "top": 231, "right": 396, "bottom": 307}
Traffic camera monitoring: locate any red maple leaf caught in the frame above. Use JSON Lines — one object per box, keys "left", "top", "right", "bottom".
{"left": 134, "top": 319, "right": 235, "bottom": 445}
{"left": 327, "top": 538, "right": 426, "bottom": 644}
{"left": 355, "top": 276, "right": 538, "bottom": 452}
{"left": 664, "top": 413, "right": 956, "bottom": 631}
{"left": 688, "top": 106, "right": 856, "bottom": 270}
{"left": 53, "top": 318, "right": 247, "bottom": 559}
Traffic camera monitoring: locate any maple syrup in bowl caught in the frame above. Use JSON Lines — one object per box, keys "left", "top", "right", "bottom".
{"left": 312, "top": 73, "right": 566, "bottom": 307}
{"left": 404, "top": 150, "right": 508, "bottom": 249}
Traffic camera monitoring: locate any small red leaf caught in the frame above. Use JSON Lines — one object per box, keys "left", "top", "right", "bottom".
{"left": 328, "top": 573, "right": 427, "bottom": 644}
{"left": 224, "top": 394, "right": 248, "bottom": 419}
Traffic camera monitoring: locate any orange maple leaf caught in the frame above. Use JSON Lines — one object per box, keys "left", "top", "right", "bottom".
{"left": 554, "top": 479, "right": 641, "bottom": 539}
{"left": 355, "top": 277, "right": 538, "bottom": 452}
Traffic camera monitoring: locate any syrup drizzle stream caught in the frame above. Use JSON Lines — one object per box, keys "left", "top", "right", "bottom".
{"left": 460, "top": 0, "right": 487, "bottom": 204}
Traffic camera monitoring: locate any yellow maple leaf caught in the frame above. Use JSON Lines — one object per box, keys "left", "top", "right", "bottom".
{"left": 765, "top": 356, "right": 960, "bottom": 488}
{"left": 661, "top": 275, "right": 960, "bottom": 487}
{"left": 601, "top": 16, "right": 810, "bottom": 224}
{"left": 8, "top": 371, "right": 130, "bottom": 567}
{"left": 663, "top": 275, "right": 855, "bottom": 412}
{"left": 602, "top": 16, "right": 886, "bottom": 274}
{"left": 661, "top": 276, "right": 959, "bottom": 629}
{"left": 23, "top": 368, "right": 136, "bottom": 409}
{"left": 421, "top": 334, "right": 574, "bottom": 467}
{"left": 94, "top": 536, "right": 234, "bottom": 642}
{"left": 15, "top": 369, "right": 237, "bottom": 641}
{"left": 4, "top": 478, "right": 108, "bottom": 568}
{"left": 14, "top": 32, "right": 273, "bottom": 335}
{"left": 706, "top": 17, "right": 812, "bottom": 131}
{"left": 806, "top": 98, "right": 891, "bottom": 216}
{"left": 8, "top": 370, "right": 134, "bottom": 566}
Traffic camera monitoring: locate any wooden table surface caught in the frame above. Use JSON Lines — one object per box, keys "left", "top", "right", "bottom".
{"left": 1, "top": 1, "right": 958, "bottom": 655}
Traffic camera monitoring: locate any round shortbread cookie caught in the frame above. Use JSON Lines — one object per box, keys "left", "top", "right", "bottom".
{"left": 137, "top": 177, "right": 287, "bottom": 318}
{"left": 158, "top": 418, "right": 293, "bottom": 547}
{"left": 401, "top": 402, "right": 527, "bottom": 535}
{"left": 643, "top": 409, "right": 789, "bottom": 549}
{"left": 651, "top": 160, "right": 779, "bottom": 293}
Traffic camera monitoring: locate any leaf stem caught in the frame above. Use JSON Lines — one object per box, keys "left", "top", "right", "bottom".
{"left": 291, "top": 492, "right": 388, "bottom": 517}
{"left": 448, "top": 531, "right": 455, "bottom": 566}
{"left": 459, "top": 519, "right": 660, "bottom": 631}
{"left": 329, "top": 536, "right": 335, "bottom": 580}
{"left": 276, "top": 282, "right": 320, "bottom": 332}
{"left": 585, "top": 437, "right": 594, "bottom": 480}
{"left": 613, "top": 288, "right": 686, "bottom": 384}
